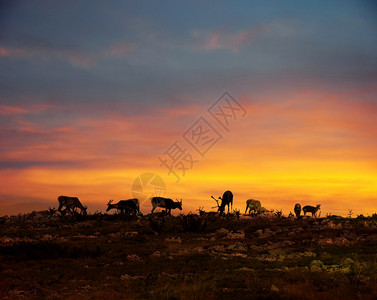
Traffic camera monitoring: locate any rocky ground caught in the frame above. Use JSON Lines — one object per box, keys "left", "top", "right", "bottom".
{"left": 1, "top": 212, "right": 377, "bottom": 299}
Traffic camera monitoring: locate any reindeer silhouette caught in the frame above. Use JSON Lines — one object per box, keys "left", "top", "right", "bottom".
{"left": 211, "top": 190, "right": 233, "bottom": 216}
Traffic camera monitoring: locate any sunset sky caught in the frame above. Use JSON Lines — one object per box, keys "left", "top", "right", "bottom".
{"left": 0, "top": 1, "right": 376, "bottom": 216}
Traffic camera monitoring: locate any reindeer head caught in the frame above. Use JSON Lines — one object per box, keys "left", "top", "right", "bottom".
{"left": 106, "top": 199, "right": 113, "bottom": 212}
{"left": 197, "top": 206, "right": 204, "bottom": 216}
{"left": 82, "top": 205, "right": 88, "bottom": 216}
{"left": 316, "top": 204, "right": 321, "bottom": 210}
{"left": 176, "top": 199, "right": 183, "bottom": 210}
{"left": 218, "top": 205, "right": 225, "bottom": 215}
{"left": 48, "top": 207, "right": 56, "bottom": 216}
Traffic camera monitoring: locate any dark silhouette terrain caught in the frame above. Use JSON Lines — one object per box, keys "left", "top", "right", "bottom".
{"left": 1, "top": 212, "right": 377, "bottom": 299}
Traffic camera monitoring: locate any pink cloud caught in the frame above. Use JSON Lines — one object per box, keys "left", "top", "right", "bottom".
{"left": 106, "top": 42, "right": 136, "bottom": 57}
{"left": 0, "top": 105, "right": 28, "bottom": 115}
{"left": 196, "top": 22, "right": 294, "bottom": 52}
{"left": 0, "top": 41, "right": 137, "bottom": 68}
{"left": 0, "top": 46, "right": 25, "bottom": 57}
{"left": 0, "top": 103, "right": 52, "bottom": 116}
{"left": 199, "top": 25, "right": 269, "bottom": 52}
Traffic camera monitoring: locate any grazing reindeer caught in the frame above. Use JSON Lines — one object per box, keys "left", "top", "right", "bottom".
{"left": 30, "top": 207, "right": 56, "bottom": 220}
{"left": 106, "top": 199, "right": 139, "bottom": 215}
{"left": 303, "top": 204, "right": 321, "bottom": 217}
{"left": 151, "top": 197, "right": 182, "bottom": 215}
{"left": 37, "top": 207, "right": 56, "bottom": 217}
{"left": 211, "top": 190, "right": 233, "bottom": 216}
{"left": 197, "top": 207, "right": 218, "bottom": 218}
{"left": 245, "top": 199, "right": 262, "bottom": 215}
{"left": 58, "top": 196, "right": 87, "bottom": 216}
{"left": 150, "top": 197, "right": 182, "bottom": 215}
{"left": 294, "top": 203, "right": 301, "bottom": 218}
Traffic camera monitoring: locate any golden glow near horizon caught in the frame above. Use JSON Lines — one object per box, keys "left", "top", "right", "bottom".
{"left": 0, "top": 90, "right": 376, "bottom": 217}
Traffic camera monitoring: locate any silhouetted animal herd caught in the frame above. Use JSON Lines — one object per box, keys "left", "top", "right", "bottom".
{"left": 54, "top": 191, "right": 321, "bottom": 218}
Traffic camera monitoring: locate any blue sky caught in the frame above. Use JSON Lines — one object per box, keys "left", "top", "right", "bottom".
{"left": 1, "top": 0, "right": 376, "bottom": 108}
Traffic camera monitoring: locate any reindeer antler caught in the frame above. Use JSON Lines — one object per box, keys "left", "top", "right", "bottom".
{"left": 107, "top": 199, "right": 113, "bottom": 205}
{"left": 211, "top": 196, "right": 220, "bottom": 208}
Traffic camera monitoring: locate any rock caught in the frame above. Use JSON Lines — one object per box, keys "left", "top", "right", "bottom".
{"left": 263, "top": 228, "right": 273, "bottom": 237}
{"left": 216, "top": 228, "right": 229, "bottom": 235}
{"left": 318, "top": 238, "right": 333, "bottom": 245}
{"left": 124, "top": 231, "right": 139, "bottom": 238}
{"left": 310, "top": 260, "right": 326, "bottom": 272}
{"left": 210, "top": 244, "right": 225, "bottom": 252}
{"left": 194, "top": 237, "right": 208, "bottom": 241}
{"left": 127, "top": 254, "right": 142, "bottom": 262}
{"left": 235, "top": 267, "right": 254, "bottom": 272}
{"left": 41, "top": 234, "right": 53, "bottom": 241}
{"left": 227, "top": 242, "right": 247, "bottom": 252}
{"left": 193, "top": 247, "right": 204, "bottom": 253}
{"left": 76, "top": 221, "right": 93, "bottom": 227}
{"left": 334, "top": 237, "right": 350, "bottom": 245}
{"left": 249, "top": 245, "right": 260, "bottom": 251}
{"left": 281, "top": 240, "right": 295, "bottom": 246}
{"left": 0, "top": 236, "right": 15, "bottom": 244}
{"left": 120, "top": 274, "right": 143, "bottom": 280}
{"left": 165, "top": 236, "right": 182, "bottom": 243}
{"left": 271, "top": 285, "right": 279, "bottom": 292}
{"left": 158, "top": 272, "right": 177, "bottom": 279}
{"left": 343, "top": 231, "right": 358, "bottom": 241}
{"left": 226, "top": 230, "right": 245, "bottom": 239}
{"left": 176, "top": 249, "right": 189, "bottom": 256}
{"left": 151, "top": 251, "right": 161, "bottom": 258}
{"left": 230, "top": 253, "right": 247, "bottom": 258}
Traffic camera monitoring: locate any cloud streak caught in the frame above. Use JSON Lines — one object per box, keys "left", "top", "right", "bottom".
{"left": 0, "top": 40, "right": 137, "bottom": 68}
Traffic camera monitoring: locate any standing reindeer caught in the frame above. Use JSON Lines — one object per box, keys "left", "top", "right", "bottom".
{"left": 294, "top": 203, "right": 301, "bottom": 218}
{"left": 106, "top": 199, "right": 139, "bottom": 215}
{"left": 303, "top": 204, "right": 321, "bottom": 217}
{"left": 58, "top": 196, "right": 87, "bottom": 216}
{"left": 151, "top": 197, "right": 182, "bottom": 215}
{"left": 211, "top": 190, "right": 233, "bottom": 216}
